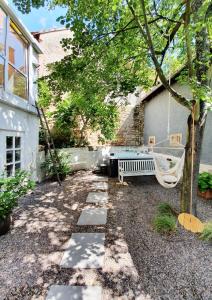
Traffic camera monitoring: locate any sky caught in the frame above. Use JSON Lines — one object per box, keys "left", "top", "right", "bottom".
{"left": 8, "top": 0, "right": 67, "bottom": 32}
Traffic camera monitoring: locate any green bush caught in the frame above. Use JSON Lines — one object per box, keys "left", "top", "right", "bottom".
{"left": 157, "top": 202, "right": 177, "bottom": 216}
{"left": 200, "top": 222, "right": 212, "bottom": 242}
{"left": 153, "top": 214, "right": 177, "bottom": 233}
{"left": 198, "top": 172, "right": 212, "bottom": 192}
{"left": 41, "top": 151, "right": 71, "bottom": 181}
{"left": 0, "top": 171, "right": 35, "bottom": 220}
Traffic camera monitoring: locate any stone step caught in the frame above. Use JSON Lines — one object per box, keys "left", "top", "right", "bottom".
{"left": 92, "top": 182, "right": 108, "bottom": 190}
{"left": 86, "top": 192, "right": 108, "bottom": 204}
{"left": 60, "top": 233, "right": 105, "bottom": 269}
{"left": 77, "top": 208, "right": 107, "bottom": 226}
{"left": 46, "top": 285, "right": 102, "bottom": 300}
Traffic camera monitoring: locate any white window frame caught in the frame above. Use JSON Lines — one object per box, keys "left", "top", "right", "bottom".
{"left": 169, "top": 133, "right": 182, "bottom": 146}
{"left": 5, "top": 133, "right": 22, "bottom": 177}
{"left": 0, "top": 6, "right": 29, "bottom": 101}
{"left": 148, "top": 136, "right": 156, "bottom": 146}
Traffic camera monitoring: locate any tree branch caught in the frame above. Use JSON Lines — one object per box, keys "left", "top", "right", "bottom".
{"left": 128, "top": 0, "right": 191, "bottom": 109}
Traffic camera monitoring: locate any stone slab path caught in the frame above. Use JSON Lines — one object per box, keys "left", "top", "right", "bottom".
{"left": 86, "top": 191, "right": 108, "bottom": 204}
{"left": 46, "top": 285, "right": 102, "bottom": 300}
{"left": 92, "top": 182, "right": 108, "bottom": 190}
{"left": 77, "top": 208, "right": 107, "bottom": 225}
{"left": 60, "top": 232, "right": 105, "bottom": 269}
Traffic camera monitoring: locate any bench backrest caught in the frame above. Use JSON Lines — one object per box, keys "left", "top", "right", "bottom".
{"left": 118, "top": 159, "right": 155, "bottom": 173}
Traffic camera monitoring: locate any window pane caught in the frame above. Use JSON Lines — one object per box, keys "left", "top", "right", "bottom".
{"left": 15, "top": 150, "right": 21, "bottom": 162}
{"left": 0, "top": 56, "right": 4, "bottom": 87}
{"left": 8, "top": 22, "right": 28, "bottom": 74}
{"left": 15, "top": 163, "right": 21, "bottom": 172}
{"left": 15, "top": 137, "right": 21, "bottom": 148}
{"left": 6, "top": 164, "right": 13, "bottom": 177}
{"left": 6, "top": 151, "right": 13, "bottom": 163}
{"left": 8, "top": 64, "right": 28, "bottom": 99}
{"left": 0, "top": 8, "right": 6, "bottom": 55}
{"left": 6, "top": 136, "right": 13, "bottom": 149}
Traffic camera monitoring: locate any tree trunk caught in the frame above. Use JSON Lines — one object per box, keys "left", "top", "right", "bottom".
{"left": 180, "top": 0, "right": 209, "bottom": 216}
{"left": 180, "top": 114, "right": 205, "bottom": 215}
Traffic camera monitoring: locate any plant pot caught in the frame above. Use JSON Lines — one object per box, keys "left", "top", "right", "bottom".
{"left": 0, "top": 215, "right": 12, "bottom": 236}
{"left": 198, "top": 189, "right": 212, "bottom": 200}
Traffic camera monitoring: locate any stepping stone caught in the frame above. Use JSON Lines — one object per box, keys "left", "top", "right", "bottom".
{"left": 77, "top": 208, "right": 107, "bottom": 225}
{"left": 60, "top": 233, "right": 105, "bottom": 268}
{"left": 46, "top": 285, "right": 102, "bottom": 300}
{"left": 92, "top": 182, "right": 108, "bottom": 190}
{"left": 86, "top": 192, "right": 108, "bottom": 204}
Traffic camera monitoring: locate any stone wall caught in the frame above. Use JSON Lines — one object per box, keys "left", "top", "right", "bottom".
{"left": 112, "top": 100, "right": 145, "bottom": 146}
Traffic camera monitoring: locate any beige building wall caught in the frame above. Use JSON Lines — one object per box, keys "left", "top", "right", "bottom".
{"left": 33, "top": 28, "right": 73, "bottom": 77}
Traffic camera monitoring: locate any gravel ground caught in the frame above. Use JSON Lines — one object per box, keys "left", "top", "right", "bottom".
{"left": 111, "top": 176, "right": 212, "bottom": 300}
{"left": 0, "top": 171, "right": 211, "bottom": 300}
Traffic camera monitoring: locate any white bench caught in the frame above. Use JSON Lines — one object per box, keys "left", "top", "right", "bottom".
{"left": 118, "top": 159, "right": 155, "bottom": 183}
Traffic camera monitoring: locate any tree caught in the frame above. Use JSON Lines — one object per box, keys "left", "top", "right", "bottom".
{"left": 14, "top": 0, "right": 212, "bottom": 214}
{"left": 53, "top": 92, "right": 118, "bottom": 146}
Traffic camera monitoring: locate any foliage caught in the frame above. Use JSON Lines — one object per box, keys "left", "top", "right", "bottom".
{"left": 153, "top": 202, "right": 177, "bottom": 233}
{"left": 153, "top": 214, "right": 177, "bottom": 233}
{"left": 37, "top": 80, "right": 53, "bottom": 108}
{"left": 200, "top": 222, "right": 212, "bottom": 242}
{"left": 53, "top": 93, "right": 119, "bottom": 145}
{"left": 157, "top": 202, "right": 177, "bottom": 216}
{"left": 41, "top": 151, "right": 71, "bottom": 181}
{"left": 0, "top": 171, "right": 35, "bottom": 220}
{"left": 198, "top": 172, "right": 212, "bottom": 192}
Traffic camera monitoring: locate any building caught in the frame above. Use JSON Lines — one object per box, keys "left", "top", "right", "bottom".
{"left": 0, "top": 0, "right": 42, "bottom": 180}
{"left": 141, "top": 78, "right": 212, "bottom": 172}
{"left": 32, "top": 28, "right": 72, "bottom": 77}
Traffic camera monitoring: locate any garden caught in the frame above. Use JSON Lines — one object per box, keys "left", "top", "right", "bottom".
{"left": 0, "top": 0, "right": 212, "bottom": 299}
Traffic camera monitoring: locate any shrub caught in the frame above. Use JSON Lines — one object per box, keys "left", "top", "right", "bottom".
{"left": 200, "top": 222, "right": 212, "bottom": 242}
{"left": 157, "top": 202, "right": 177, "bottom": 216}
{"left": 153, "top": 214, "right": 177, "bottom": 233}
{"left": 41, "top": 151, "right": 71, "bottom": 181}
{"left": 0, "top": 171, "right": 35, "bottom": 220}
{"left": 198, "top": 172, "right": 212, "bottom": 192}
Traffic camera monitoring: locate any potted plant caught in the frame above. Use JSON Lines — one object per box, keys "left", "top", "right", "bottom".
{"left": 198, "top": 172, "right": 212, "bottom": 200}
{"left": 0, "top": 171, "right": 34, "bottom": 235}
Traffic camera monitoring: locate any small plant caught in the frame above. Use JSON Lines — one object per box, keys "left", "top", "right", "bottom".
{"left": 200, "top": 222, "right": 212, "bottom": 242}
{"left": 198, "top": 172, "right": 212, "bottom": 192}
{"left": 0, "top": 171, "right": 35, "bottom": 220}
{"left": 157, "top": 202, "right": 177, "bottom": 216}
{"left": 153, "top": 214, "right": 177, "bottom": 233}
{"left": 41, "top": 151, "right": 71, "bottom": 181}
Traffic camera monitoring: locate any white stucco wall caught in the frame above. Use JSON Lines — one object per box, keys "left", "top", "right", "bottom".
{"left": 0, "top": 103, "right": 39, "bottom": 180}
{"left": 144, "top": 82, "right": 212, "bottom": 165}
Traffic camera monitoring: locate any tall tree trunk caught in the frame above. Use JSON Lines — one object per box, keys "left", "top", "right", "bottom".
{"left": 180, "top": 113, "right": 205, "bottom": 215}
{"left": 180, "top": 0, "right": 209, "bottom": 215}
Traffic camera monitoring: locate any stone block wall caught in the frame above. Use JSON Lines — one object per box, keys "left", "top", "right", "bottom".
{"left": 112, "top": 101, "right": 145, "bottom": 146}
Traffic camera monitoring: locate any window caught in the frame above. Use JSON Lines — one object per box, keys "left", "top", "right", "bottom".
{"left": 169, "top": 133, "right": 182, "bottom": 146}
{"left": 5, "top": 136, "right": 21, "bottom": 177}
{"left": 0, "top": 7, "right": 29, "bottom": 100}
{"left": 148, "top": 136, "right": 156, "bottom": 145}
{"left": 0, "top": 56, "right": 4, "bottom": 87}
{"left": 0, "top": 8, "right": 6, "bottom": 55}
